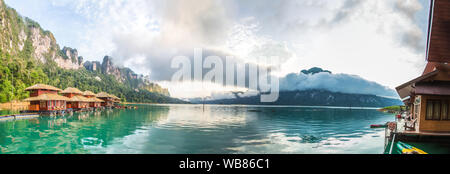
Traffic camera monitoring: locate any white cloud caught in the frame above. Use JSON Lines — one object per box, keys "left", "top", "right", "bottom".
{"left": 280, "top": 71, "right": 398, "bottom": 97}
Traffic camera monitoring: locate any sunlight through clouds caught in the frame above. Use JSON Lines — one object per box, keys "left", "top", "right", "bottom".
{"left": 5, "top": 0, "right": 431, "bottom": 99}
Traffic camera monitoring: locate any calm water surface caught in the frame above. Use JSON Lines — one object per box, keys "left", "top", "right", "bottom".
{"left": 0, "top": 104, "right": 395, "bottom": 154}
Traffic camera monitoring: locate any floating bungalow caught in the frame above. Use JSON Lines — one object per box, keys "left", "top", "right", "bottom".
{"left": 109, "top": 94, "right": 121, "bottom": 104}
{"left": 60, "top": 87, "right": 90, "bottom": 110}
{"left": 24, "top": 84, "right": 68, "bottom": 112}
{"left": 396, "top": 64, "right": 450, "bottom": 133}
{"left": 96, "top": 92, "right": 115, "bottom": 108}
{"left": 83, "top": 91, "right": 103, "bottom": 108}
{"left": 385, "top": 0, "right": 450, "bottom": 154}
{"left": 17, "top": 83, "right": 129, "bottom": 116}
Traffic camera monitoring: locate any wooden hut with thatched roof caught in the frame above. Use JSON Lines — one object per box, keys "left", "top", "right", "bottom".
{"left": 96, "top": 92, "right": 114, "bottom": 107}
{"left": 60, "top": 87, "right": 83, "bottom": 98}
{"left": 24, "top": 84, "right": 67, "bottom": 111}
{"left": 109, "top": 94, "right": 121, "bottom": 104}
{"left": 83, "top": 91, "right": 103, "bottom": 108}
{"left": 61, "top": 87, "right": 90, "bottom": 109}
{"left": 26, "top": 84, "right": 62, "bottom": 97}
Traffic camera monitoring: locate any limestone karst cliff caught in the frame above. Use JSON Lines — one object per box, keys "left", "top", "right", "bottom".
{"left": 0, "top": 0, "right": 174, "bottom": 102}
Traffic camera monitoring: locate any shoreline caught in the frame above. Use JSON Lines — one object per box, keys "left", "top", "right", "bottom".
{"left": 126, "top": 103, "right": 385, "bottom": 110}
{"left": 121, "top": 102, "right": 158, "bottom": 105}
{"left": 1, "top": 101, "right": 397, "bottom": 111}
{"left": 377, "top": 105, "right": 406, "bottom": 114}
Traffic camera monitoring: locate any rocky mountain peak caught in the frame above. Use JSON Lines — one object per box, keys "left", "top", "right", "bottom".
{"left": 78, "top": 56, "right": 83, "bottom": 65}
{"left": 62, "top": 47, "right": 78, "bottom": 62}
{"left": 101, "top": 56, "right": 118, "bottom": 74}
{"left": 301, "top": 67, "right": 332, "bottom": 75}
{"left": 82, "top": 55, "right": 170, "bottom": 96}
{"left": 0, "top": 0, "right": 175, "bottom": 101}
{"left": 84, "top": 60, "right": 101, "bottom": 72}
{"left": 0, "top": 2, "right": 83, "bottom": 70}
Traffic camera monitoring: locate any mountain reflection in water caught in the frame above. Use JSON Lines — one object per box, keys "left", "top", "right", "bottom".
{"left": 0, "top": 104, "right": 394, "bottom": 154}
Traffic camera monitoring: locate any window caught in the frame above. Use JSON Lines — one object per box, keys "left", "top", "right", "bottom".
{"left": 434, "top": 101, "right": 441, "bottom": 120}
{"left": 426, "top": 100, "right": 434, "bottom": 120}
{"left": 442, "top": 101, "right": 449, "bottom": 120}
{"left": 426, "top": 99, "right": 450, "bottom": 121}
{"left": 40, "top": 101, "right": 46, "bottom": 109}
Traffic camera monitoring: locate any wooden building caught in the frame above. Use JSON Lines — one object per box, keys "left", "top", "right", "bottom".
{"left": 395, "top": 0, "right": 450, "bottom": 133}
{"left": 109, "top": 94, "right": 121, "bottom": 104}
{"left": 426, "top": 0, "right": 450, "bottom": 63}
{"left": 83, "top": 91, "right": 103, "bottom": 108}
{"left": 24, "top": 84, "right": 68, "bottom": 111}
{"left": 396, "top": 64, "right": 450, "bottom": 132}
{"left": 60, "top": 87, "right": 90, "bottom": 109}
{"left": 26, "top": 84, "right": 61, "bottom": 97}
{"left": 96, "top": 92, "right": 114, "bottom": 107}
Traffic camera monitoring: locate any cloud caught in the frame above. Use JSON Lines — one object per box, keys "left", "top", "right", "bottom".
{"left": 197, "top": 68, "right": 399, "bottom": 101}
{"left": 331, "top": 0, "right": 363, "bottom": 23}
{"left": 279, "top": 71, "right": 399, "bottom": 98}
{"left": 395, "top": 0, "right": 423, "bottom": 19}
{"left": 393, "top": 0, "right": 426, "bottom": 53}
{"left": 159, "top": 0, "right": 232, "bottom": 46}
{"left": 109, "top": 5, "right": 291, "bottom": 82}
{"left": 4, "top": 0, "right": 430, "bottom": 99}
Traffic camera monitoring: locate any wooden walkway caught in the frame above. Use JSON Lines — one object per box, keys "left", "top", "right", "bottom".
{"left": 395, "top": 118, "right": 450, "bottom": 137}
{"left": 384, "top": 117, "right": 450, "bottom": 146}
{"left": 0, "top": 113, "right": 40, "bottom": 121}
{"left": 389, "top": 118, "right": 450, "bottom": 143}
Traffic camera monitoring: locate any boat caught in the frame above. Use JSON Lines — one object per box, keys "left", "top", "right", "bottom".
{"left": 385, "top": 140, "right": 428, "bottom": 154}
{"left": 396, "top": 141, "right": 427, "bottom": 154}
{"left": 370, "top": 124, "right": 387, "bottom": 128}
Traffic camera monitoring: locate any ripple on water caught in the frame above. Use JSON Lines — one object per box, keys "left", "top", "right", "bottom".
{"left": 81, "top": 137, "right": 104, "bottom": 147}
{"left": 0, "top": 105, "right": 394, "bottom": 154}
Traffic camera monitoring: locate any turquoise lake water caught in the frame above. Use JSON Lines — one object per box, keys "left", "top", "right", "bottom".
{"left": 0, "top": 104, "right": 395, "bottom": 154}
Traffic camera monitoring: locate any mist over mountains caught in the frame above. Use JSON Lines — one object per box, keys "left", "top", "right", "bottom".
{"left": 195, "top": 67, "right": 402, "bottom": 107}
{"left": 279, "top": 67, "right": 399, "bottom": 98}
{"left": 203, "top": 89, "right": 402, "bottom": 107}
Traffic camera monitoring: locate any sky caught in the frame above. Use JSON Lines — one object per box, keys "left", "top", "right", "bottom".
{"left": 5, "top": 0, "right": 431, "bottom": 99}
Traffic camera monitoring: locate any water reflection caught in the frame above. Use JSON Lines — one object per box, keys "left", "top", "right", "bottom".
{"left": 87, "top": 105, "right": 394, "bottom": 154}
{"left": 0, "top": 104, "right": 394, "bottom": 154}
